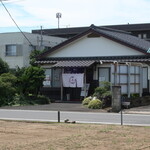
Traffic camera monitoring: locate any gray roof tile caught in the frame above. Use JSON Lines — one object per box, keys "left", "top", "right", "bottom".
{"left": 93, "top": 26, "right": 150, "bottom": 52}
{"left": 37, "top": 25, "right": 150, "bottom": 59}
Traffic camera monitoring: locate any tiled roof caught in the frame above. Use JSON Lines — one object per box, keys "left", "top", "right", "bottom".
{"left": 51, "top": 60, "right": 95, "bottom": 68}
{"left": 36, "top": 55, "right": 150, "bottom": 64}
{"left": 92, "top": 26, "right": 150, "bottom": 52}
{"left": 37, "top": 25, "right": 150, "bottom": 60}
{"left": 32, "top": 23, "right": 150, "bottom": 36}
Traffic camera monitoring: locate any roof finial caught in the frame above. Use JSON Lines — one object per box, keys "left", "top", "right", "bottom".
{"left": 90, "top": 24, "right": 95, "bottom": 29}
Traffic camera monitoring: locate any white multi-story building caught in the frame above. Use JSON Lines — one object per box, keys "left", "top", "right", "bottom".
{"left": 0, "top": 32, "right": 66, "bottom": 68}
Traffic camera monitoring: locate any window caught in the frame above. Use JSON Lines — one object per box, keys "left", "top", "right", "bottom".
{"left": 143, "top": 33, "right": 147, "bottom": 39}
{"left": 43, "top": 68, "right": 61, "bottom": 87}
{"left": 43, "top": 69, "right": 52, "bottom": 87}
{"left": 138, "top": 34, "right": 142, "bottom": 38}
{"left": 138, "top": 33, "right": 147, "bottom": 39}
{"left": 52, "top": 68, "right": 61, "bottom": 87}
{"left": 99, "top": 68, "right": 110, "bottom": 83}
{"left": 6, "top": 45, "right": 17, "bottom": 56}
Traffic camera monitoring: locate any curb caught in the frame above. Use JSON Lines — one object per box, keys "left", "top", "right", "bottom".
{"left": 123, "top": 110, "right": 150, "bottom": 115}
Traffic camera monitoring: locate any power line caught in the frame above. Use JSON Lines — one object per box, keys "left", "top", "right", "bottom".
{"left": 0, "top": 0, "right": 34, "bottom": 47}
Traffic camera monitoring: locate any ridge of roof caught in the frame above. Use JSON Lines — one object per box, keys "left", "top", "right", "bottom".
{"left": 37, "top": 24, "right": 150, "bottom": 59}
{"left": 90, "top": 24, "right": 130, "bottom": 34}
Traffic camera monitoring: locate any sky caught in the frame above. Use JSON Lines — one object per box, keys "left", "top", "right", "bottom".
{"left": 0, "top": 0, "right": 150, "bottom": 33}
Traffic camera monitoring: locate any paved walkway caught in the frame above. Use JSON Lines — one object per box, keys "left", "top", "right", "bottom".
{"left": 0, "top": 102, "right": 150, "bottom": 114}
{"left": 0, "top": 102, "right": 109, "bottom": 112}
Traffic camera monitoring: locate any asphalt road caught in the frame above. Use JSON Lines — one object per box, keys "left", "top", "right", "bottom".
{"left": 0, "top": 109, "right": 150, "bottom": 126}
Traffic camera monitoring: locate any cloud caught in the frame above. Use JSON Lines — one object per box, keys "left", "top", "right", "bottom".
{"left": 0, "top": 0, "right": 150, "bottom": 30}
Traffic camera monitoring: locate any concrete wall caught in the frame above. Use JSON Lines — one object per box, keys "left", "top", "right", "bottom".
{"left": 0, "top": 32, "right": 66, "bottom": 68}
{"left": 112, "top": 86, "right": 121, "bottom": 112}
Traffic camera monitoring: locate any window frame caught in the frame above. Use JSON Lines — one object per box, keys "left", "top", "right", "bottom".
{"left": 43, "top": 68, "right": 62, "bottom": 88}
{"left": 5, "top": 44, "right": 17, "bottom": 56}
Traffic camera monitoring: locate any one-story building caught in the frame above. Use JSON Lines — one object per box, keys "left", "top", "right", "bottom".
{"left": 36, "top": 25, "right": 150, "bottom": 101}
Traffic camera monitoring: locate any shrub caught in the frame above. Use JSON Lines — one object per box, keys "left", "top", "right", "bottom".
{"left": 93, "top": 87, "right": 107, "bottom": 99}
{"left": 13, "top": 94, "right": 51, "bottom": 106}
{"left": 35, "top": 95, "right": 51, "bottom": 104}
{"left": 82, "top": 97, "right": 92, "bottom": 105}
{"left": 13, "top": 94, "right": 34, "bottom": 106}
{"left": 102, "top": 91, "right": 112, "bottom": 98}
{"left": 93, "top": 81, "right": 112, "bottom": 108}
{"left": 88, "top": 99, "right": 102, "bottom": 109}
{"left": 131, "top": 93, "right": 139, "bottom": 98}
{"left": 99, "top": 81, "right": 111, "bottom": 91}
{"left": 15, "top": 66, "right": 45, "bottom": 96}
{"left": 0, "top": 58, "right": 9, "bottom": 74}
{"left": 0, "top": 73, "right": 17, "bottom": 106}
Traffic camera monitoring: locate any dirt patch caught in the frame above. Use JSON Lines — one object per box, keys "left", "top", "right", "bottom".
{"left": 0, "top": 120, "right": 150, "bottom": 150}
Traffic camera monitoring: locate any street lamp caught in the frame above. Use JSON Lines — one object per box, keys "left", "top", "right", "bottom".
{"left": 56, "top": 12, "right": 62, "bottom": 29}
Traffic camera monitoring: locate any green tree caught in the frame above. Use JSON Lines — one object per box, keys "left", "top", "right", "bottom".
{"left": 0, "top": 73, "right": 17, "bottom": 106}
{"left": 0, "top": 58, "right": 9, "bottom": 74}
{"left": 16, "top": 66, "right": 45, "bottom": 96}
{"left": 29, "top": 50, "right": 43, "bottom": 66}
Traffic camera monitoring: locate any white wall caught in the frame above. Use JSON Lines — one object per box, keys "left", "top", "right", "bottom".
{"left": 0, "top": 32, "right": 66, "bottom": 68}
{"left": 48, "top": 36, "right": 144, "bottom": 58}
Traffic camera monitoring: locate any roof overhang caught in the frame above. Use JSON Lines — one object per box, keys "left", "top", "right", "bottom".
{"left": 51, "top": 60, "right": 95, "bottom": 68}
{"left": 36, "top": 55, "right": 150, "bottom": 65}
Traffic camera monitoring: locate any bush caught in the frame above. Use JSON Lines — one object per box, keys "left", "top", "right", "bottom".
{"left": 99, "top": 81, "right": 111, "bottom": 91}
{"left": 93, "top": 81, "right": 112, "bottom": 108}
{"left": 82, "top": 97, "right": 92, "bottom": 105}
{"left": 35, "top": 95, "right": 51, "bottom": 104}
{"left": 13, "top": 94, "right": 35, "bottom": 106}
{"left": 131, "top": 93, "right": 139, "bottom": 98}
{"left": 13, "top": 94, "right": 51, "bottom": 106}
{"left": 88, "top": 99, "right": 102, "bottom": 109}
{"left": 0, "top": 58, "right": 9, "bottom": 74}
{"left": 0, "top": 73, "right": 17, "bottom": 106}
{"left": 93, "top": 87, "right": 107, "bottom": 99}
{"left": 15, "top": 66, "right": 45, "bottom": 96}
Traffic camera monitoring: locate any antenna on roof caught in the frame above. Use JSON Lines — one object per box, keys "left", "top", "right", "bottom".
{"left": 56, "top": 12, "right": 62, "bottom": 29}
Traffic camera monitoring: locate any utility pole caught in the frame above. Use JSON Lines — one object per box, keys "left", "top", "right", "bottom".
{"left": 40, "top": 25, "right": 43, "bottom": 50}
{"left": 56, "top": 12, "right": 62, "bottom": 29}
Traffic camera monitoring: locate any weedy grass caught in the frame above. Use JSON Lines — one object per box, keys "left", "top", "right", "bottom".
{"left": 0, "top": 120, "right": 150, "bottom": 150}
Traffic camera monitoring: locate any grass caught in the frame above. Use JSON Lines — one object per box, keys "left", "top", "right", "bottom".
{"left": 0, "top": 120, "right": 150, "bottom": 150}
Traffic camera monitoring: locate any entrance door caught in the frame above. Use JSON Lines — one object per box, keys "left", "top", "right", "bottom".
{"left": 63, "top": 67, "right": 84, "bottom": 101}
{"left": 99, "top": 68, "right": 110, "bottom": 84}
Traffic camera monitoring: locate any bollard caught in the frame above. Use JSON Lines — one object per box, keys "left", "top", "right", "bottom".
{"left": 120, "top": 96, "right": 123, "bottom": 126}
{"left": 58, "top": 111, "right": 60, "bottom": 123}
{"left": 121, "top": 107, "right": 123, "bottom": 125}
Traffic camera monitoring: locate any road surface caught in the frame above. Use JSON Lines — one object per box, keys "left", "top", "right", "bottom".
{"left": 0, "top": 109, "right": 149, "bottom": 126}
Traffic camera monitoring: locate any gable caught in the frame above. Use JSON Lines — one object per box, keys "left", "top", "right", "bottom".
{"left": 46, "top": 35, "right": 145, "bottom": 58}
